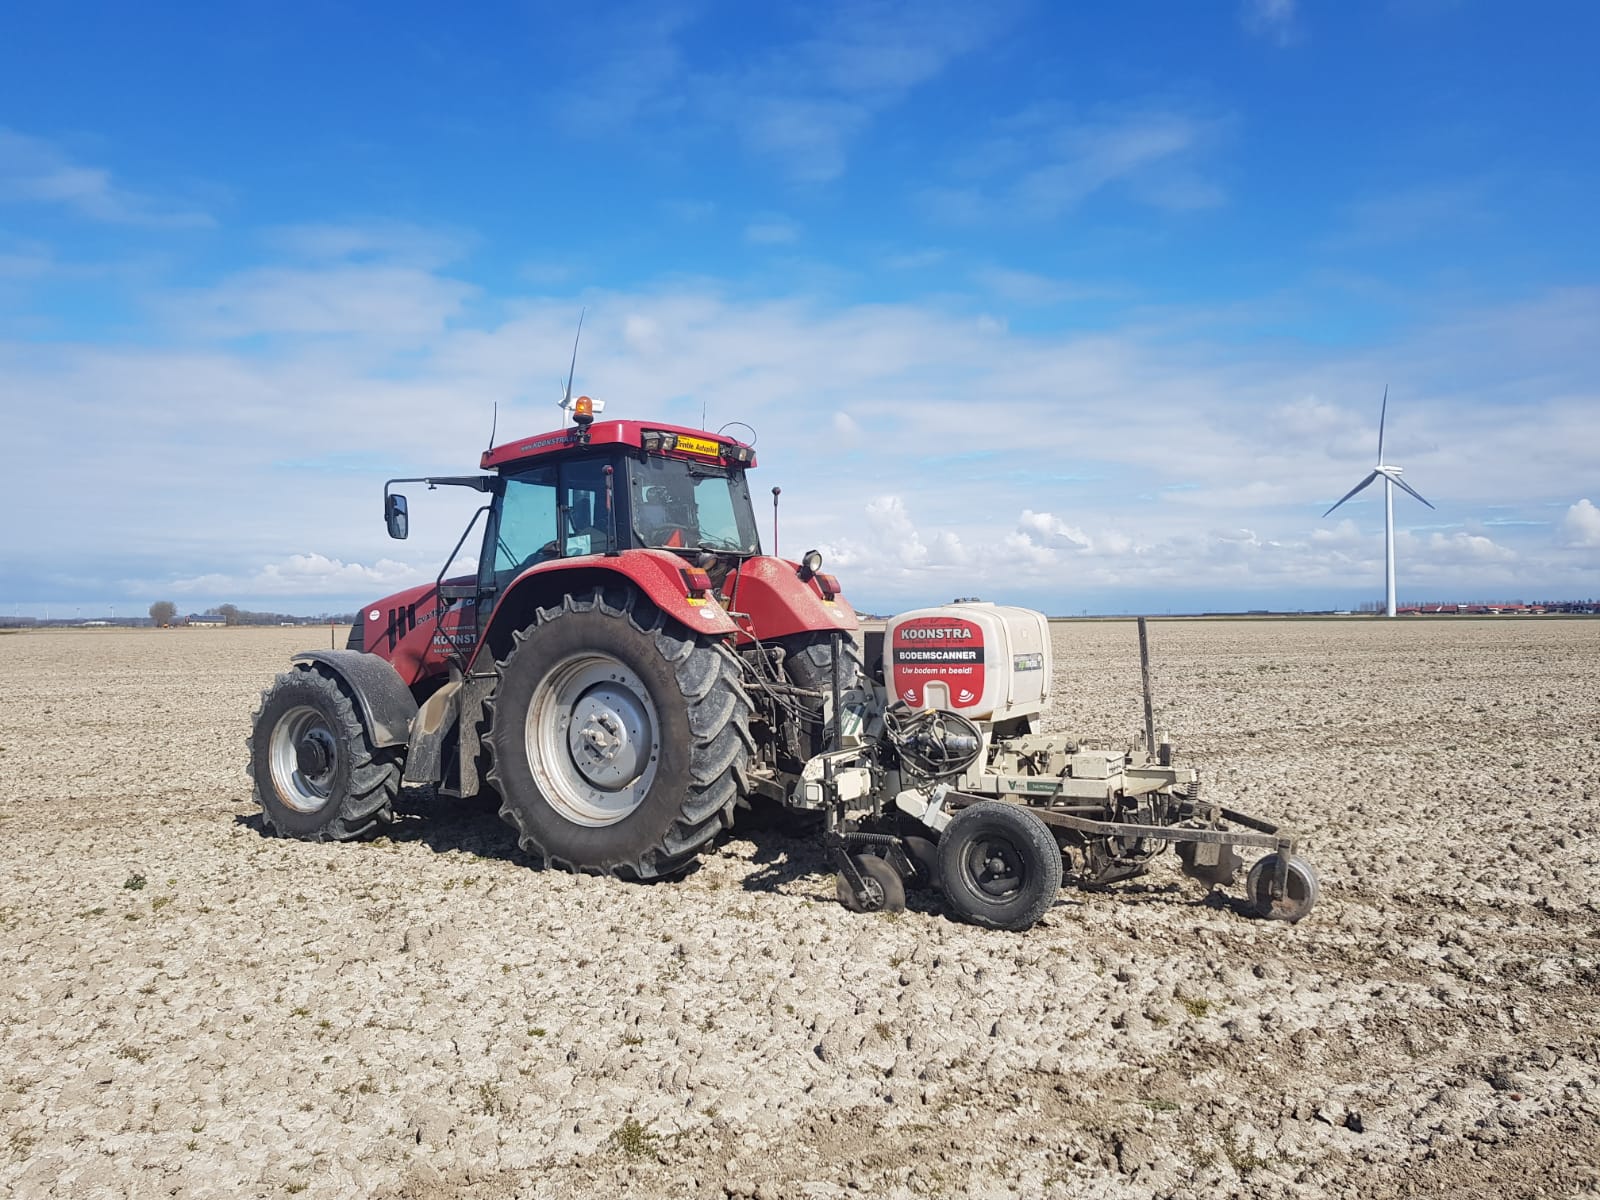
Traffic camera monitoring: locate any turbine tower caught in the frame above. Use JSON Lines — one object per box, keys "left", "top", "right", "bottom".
{"left": 1323, "top": 387, "right": 1435, "bottom": 618}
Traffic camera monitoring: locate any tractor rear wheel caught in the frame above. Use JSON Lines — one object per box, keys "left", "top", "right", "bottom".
{"left": 248, "top": 667, "right": 401, "bottom": 841}
{"left": 486, "top": 586, "right": 752, "bottom": 880}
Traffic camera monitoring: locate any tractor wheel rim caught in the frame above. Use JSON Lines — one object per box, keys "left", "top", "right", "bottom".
{"left": 527, "top": 652, "right": 660, "bottom": 828}
{"left": 965, "top": 836, "right": 1025, "bottom": 899}
{"left": 268, "top": 704, "right": 341, "bottom": 813}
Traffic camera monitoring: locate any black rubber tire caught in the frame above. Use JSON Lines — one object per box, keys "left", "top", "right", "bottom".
{"left": 937, "top": 801, "right": 1063, "bottom": 931}
{"left": 836, "top": 854, "right": 907, "bottom": 913}
{"left": 486, "top": 586, "right": 752, "bottom": 881}
{"left": 1244, "top": 853, "right": 1320, "bottom": 923}
{"left": 780, "top": 631, "right": 865, "bottom": 754}
{"left": 247, "top": 666, "right": 401, "bottom": 841}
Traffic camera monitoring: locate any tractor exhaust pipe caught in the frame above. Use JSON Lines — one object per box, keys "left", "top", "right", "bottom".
{"left": 603, "top": 465, "right": 620, "bottom": 557}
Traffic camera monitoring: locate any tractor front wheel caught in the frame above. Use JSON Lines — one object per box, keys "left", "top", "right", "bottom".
{"left": 248, "top": 667, "right": 401, "bottom": 840}
{"left": 486, "top": 587, "right": 752, "bottom": 880}
{"left": 781, "top": 631, "right": 865, "bottom": 755}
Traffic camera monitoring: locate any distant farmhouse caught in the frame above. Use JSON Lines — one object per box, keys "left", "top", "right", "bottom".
{"left": 186, "top": 614, "right": 226, "bottom": 627}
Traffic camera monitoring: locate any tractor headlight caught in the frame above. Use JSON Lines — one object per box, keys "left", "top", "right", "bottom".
{"left": 799, "top": 549, "right": 823, "bottom": 581}
{"left": 642, "top": 430, "right": 679, "bottom": 453}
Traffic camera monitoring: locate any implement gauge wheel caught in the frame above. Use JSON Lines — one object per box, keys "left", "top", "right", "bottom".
{"left": 837, "top": 854, "right": 906, "bottom": 914}
{"left": 1244, "top": 853, "right": 1320, "bottom": 923}
{"left": 937, "top": 801, "right": 1063, "bottom": 931}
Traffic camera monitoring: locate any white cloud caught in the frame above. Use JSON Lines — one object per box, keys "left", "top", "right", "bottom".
{"left": 6, "top": 266, "right": 1599, "bottom": 613}
{"left": 556, "top": 2, "right": 1018, "bottom": 183}
{"left": 168, "top": 554, "right": 440, "bottom": 598}
{"left": 927, "top": 105, "right": 1228, "bottom": 224}
{"left": 1329, "top": 182, "right": 1492, "bottom": 250}
{"left": 623, "top": 314, "right": 664, "bottom": 355}
{"left": 0, "top": 128, "right": 212, "bottom": 228}
{"left": 1241, "top": 0, "right": 1300, "bottom": 46}
{"left": 269, "top": 222, "right": 471, "bottom": 268}
{"left": 744, "top": 218, "right": 802, "bottom": 245}
{"left": 1562, "top": 498, "right": 1600, "bottom": 548}
{"left": 1017, "top": 510, "right": 1092, "bottom": 552}
{"left": 971, "top": 266, "right": 1105, "bottom": 306}
{"left": 1419, "top": 531, "right": 1516, "bottom": 563}
{"left": 162, "top": 264, "right": 477, "bottom": 339}
{"left": 819, "top": 494, "right": 967, "bottom": 575}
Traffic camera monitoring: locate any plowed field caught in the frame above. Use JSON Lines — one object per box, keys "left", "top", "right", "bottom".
{"left": 2, "top": 620, "right": 1596, "bottom": 1199}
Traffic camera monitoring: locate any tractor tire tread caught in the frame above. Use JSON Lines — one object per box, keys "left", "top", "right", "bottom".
{"left": 248, "top": 665, "right": 402, "bottom": 842}
{"left": 485, "top": 587, "right": 751, "bottom": 881}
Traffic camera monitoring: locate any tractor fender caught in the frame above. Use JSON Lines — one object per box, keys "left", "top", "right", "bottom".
{"left": 723, "top": 556, "right": 859, "bottom": 642}
{"left": 474, "top": 552, "right": 738, "bottom": 666}
{"left": 291, "top": 649, "right": 419, "bottom": 749}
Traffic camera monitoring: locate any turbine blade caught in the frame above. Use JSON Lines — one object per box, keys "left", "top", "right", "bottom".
{"left": 1390, "top": 473, "right": 1435, "bottom": 510}
{"left": 1323, "top": 470, "right": 1379, "bottom": 517}
{"left": 1377, "top": 385, "right": 1388, "bottom": 462}
{"left": 560, "top": 307, "right": 586, "bottom": 409}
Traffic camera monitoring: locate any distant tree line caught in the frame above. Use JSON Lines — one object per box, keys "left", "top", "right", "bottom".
{"left": 144, "top": 600, "right": 357, "bottom": 626}
{"left": 201, "top": 604, "right": 359, "bottom": 625}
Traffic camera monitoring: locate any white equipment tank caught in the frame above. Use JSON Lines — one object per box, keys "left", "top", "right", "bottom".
{"left": 883, "top": 600, "right": 1051, "bottom": 724}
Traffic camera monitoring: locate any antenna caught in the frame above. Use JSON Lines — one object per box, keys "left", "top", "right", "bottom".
{"left": 558, "top": 308, "right": 586, "bottom": 414}
{"left": 486, "top": 400, "right": 498, "bottom": 454}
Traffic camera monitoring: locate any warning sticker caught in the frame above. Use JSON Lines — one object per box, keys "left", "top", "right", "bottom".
{"left": 889, "top": 617, "right": 985, "bottom": 708}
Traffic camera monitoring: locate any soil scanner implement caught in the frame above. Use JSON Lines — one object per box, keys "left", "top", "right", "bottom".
{"left": 247, "top": 397, "right": 1318, "bottom": 930}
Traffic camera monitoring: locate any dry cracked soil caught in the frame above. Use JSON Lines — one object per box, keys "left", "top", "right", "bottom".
{"left": 1, "top": 619, "right": 1597, "bottom": 1199}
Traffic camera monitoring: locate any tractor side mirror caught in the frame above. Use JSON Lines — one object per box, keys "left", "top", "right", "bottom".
{"left": 385, "top": 493, "right": 409, "bottom": 540}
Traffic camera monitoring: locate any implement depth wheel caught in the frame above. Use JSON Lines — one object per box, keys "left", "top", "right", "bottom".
{"left": 836, "top": 854, "right": 906, "bottom": 914}
{"left": 1244, "top": 853, "right": 1320, "bottom": 923}
{"left": 937, "top": 802, "right": 1063, "bottom": 931}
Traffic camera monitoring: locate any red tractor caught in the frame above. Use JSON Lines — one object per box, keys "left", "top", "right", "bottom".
{"left": 248, "top": 397, "right": 1318, "bottom": 929}
{"left": 248, "top": 397, "right": 860, "bottom": 882}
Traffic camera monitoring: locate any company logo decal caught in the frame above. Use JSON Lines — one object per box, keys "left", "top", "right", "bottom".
{"left": 889, "top": 617, "right": 986, "bottom": 708}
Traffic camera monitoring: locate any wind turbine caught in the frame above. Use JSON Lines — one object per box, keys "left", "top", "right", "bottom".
{"left": 1323, "top": 387, "right": 1435, "bottom": 618}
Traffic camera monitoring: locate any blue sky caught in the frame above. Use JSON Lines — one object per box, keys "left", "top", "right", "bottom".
{"left": 2, "top": 0, "right": 1597, "bottom": 617}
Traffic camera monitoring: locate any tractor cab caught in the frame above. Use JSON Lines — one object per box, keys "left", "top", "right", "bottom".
{"left": 370, "top": 413, "right": 799, "bottom": 685}
{"left": 482, "top": 436, "right": 761, "bottom": 593}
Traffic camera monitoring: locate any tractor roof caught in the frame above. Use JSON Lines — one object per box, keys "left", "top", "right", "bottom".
{"left": 480, "top": 419, "right": 757, "bottom": 471}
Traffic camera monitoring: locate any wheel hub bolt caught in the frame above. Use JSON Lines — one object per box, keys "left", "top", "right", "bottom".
{"left": 296, "top": 736, "right": 330, "bottom": 776}
{"left": 580, "top": 713, "right": 622, "bottom": 761}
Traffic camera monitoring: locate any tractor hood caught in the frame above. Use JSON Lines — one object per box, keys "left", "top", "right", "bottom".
{"left": 354, "top": 577, "right": 468, "bottom": 660}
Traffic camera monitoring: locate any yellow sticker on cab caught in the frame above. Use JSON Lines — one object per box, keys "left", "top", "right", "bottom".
{"left": 675, "top": 434, "right": 720, "bottom": 457}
